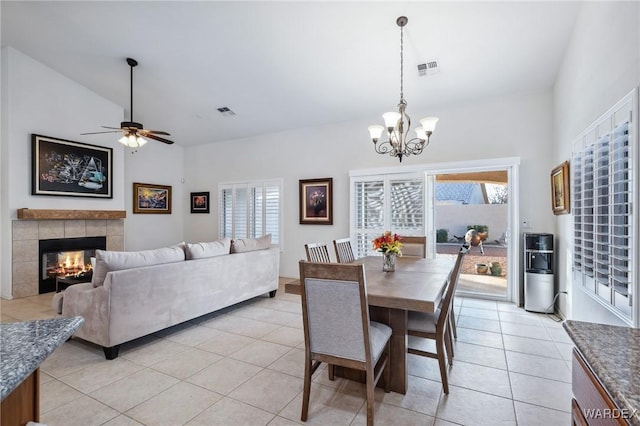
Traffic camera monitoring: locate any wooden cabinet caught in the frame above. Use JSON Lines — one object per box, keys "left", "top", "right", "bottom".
{"left": 572, "top": 349, "right": 628, "bottom": 425}
{"left": 0, "top": 368, "right": 39, "bottom": 426}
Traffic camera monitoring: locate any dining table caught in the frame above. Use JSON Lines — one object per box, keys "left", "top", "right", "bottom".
{"left": 285, "top": 255, "right": 456, "bottom": 394}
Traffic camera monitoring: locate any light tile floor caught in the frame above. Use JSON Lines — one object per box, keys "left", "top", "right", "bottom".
{"left": 1, "top": 279, "right": 573, "bottom": 426}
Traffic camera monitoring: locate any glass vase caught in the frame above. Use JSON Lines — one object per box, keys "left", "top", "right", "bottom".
{"left": 382, "top": 253, "right": 396, "bottom": 272}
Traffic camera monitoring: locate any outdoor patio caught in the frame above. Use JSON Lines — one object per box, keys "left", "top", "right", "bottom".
{"left": 437, "top": 243, "right": 508, "bottom": 298}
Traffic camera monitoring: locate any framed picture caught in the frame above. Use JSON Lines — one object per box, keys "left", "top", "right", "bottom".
{"left": 32, "top": 134, "right": 113, "bottom": 198}
{"left": 190, "top": 191, "right": 210, "bottom": 213}
{"left": 551, "top": 161, "right": 570, "bottom": 215}
{"left": 133, "top": 182, "right": 172, "bottom": 214}
{"left": 299, "top": 178, "right": 333, "bottom": 225}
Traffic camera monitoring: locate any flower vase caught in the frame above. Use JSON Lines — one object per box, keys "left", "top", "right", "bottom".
{"left": 382, "top": 253, "right": 396, "bottom": 272}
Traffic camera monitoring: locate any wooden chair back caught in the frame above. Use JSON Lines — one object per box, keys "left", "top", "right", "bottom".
{"left": 333, "top": 238, "right": 356, "bottom": 263}
{"left": 304, "top": 242, "right": 331, "bottom": 263}
{"left": 399, "top": 235, "right": 427, "bottom": 258}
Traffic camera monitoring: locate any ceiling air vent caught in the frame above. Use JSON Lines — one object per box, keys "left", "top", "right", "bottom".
{"left": 417, "top": 60, "right": 439, "bottom": 76}
{"left": 217, "top": 107, "right": 236, "bottom": 117}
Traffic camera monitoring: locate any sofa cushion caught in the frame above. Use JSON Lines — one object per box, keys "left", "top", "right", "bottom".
{"left": 92, "top": 244, "right": 186, "bottom": 287}
{"left": 231, "top": 234, "right": 272, "bottom": 253}
{"left": 186, "top": 238, "right": 231, "bottom": 260}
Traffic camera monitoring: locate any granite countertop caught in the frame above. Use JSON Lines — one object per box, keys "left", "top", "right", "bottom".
{"left": 1, "top": 316, "right": 83, "bottom": 400}
{"left": 563, "top": 320, "right": 640, "bottom": 425}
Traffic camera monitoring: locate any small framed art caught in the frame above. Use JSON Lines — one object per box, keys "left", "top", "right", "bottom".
{"left": 299, "top": 177, "right": 333, "bottom": 225}
{"left": 190, "top": 191, "right": 210, "bottom": 213}
{"left": 133, "top": 182, "right": 172, "bottom": 214}
{"left": 551, "top": 161, "right": 570, "bottom": 215}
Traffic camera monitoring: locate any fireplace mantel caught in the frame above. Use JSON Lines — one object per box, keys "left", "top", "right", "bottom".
{"left": 17, "top": 209, "right": 126, "bottom": 220}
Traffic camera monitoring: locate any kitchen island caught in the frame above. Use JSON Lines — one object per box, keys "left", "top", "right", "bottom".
{"left": 563, "top": 320, "right": 640, "bottom": 425}
{"left": 1, "top": 316, "right": 83, "bottom": 425}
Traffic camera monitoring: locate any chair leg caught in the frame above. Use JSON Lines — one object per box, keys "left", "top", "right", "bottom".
{"left": 436, "top": 337, "right": 450, "bottom": 394}
{"left": 445, "top": 322, "right": 454, "bottom": 365}
{"left": 301, "top": 357, "right": 313, "bottom": 421}
{"left": 366, "top": 371, "right": 375, "bottom": 426}
{"left": 450, "top": 305, "right": 458, "bottom": 339}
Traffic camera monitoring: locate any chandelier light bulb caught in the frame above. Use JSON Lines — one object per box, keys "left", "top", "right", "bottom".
{"left": 368, "top": 125, "right": 384, "bottom": 141}
{"left": 420, "top": 117, "right": 439, "bottom": 133}
{"left": 415, "top": 127, "right": 427, "bottom": 141}
{"left": 382, "top": 112, "right": 401, "bottom": 130}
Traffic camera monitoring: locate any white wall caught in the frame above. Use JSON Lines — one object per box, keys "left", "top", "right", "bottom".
{"left": 553, "top": 1, "right": 640, "bottom": 325}
{"left": 184, "top": 90, "right": 556, "bottom": 278}
{"left": 0, "top": 48, "right": 185, "bottom": 298}
{"left": 124, "top": 141, "right": 185, "bottom": 251}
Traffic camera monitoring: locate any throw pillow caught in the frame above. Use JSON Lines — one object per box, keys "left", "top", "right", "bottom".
{"left": 91, "top": 244, "right": 186, "bottom": 287}
{"left": 186, "top": 238, "right": 231, "bottom": 260}
{"left": 231, "top": 234, "right": 272, "bottom": 253}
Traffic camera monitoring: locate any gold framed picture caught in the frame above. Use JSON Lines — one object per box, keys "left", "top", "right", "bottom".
{"left": 551, "top": 161, "right": 570, "bottom": 215}
{"left": 133, "top": 182, "right": 172, "bottom": 214}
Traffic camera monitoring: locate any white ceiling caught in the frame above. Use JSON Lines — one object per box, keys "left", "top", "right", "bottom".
{"left": 1, "top": 1, "right": 580, "bottom": 147}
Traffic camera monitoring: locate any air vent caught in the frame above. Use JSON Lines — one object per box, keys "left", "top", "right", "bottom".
{"left": 217, "top": 107, "right": 236, "bottom": 117}
{"left": 417, "top": 60, "right": 439, "bottom": 76}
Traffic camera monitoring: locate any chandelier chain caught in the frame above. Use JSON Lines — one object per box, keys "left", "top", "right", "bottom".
{"left": 400, "top": 23, "right": 404, "bottom": 102}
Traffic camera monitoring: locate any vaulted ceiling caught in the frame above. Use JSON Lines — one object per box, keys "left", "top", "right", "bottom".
{"left": 1, "top": 1, "right": 580, "bottom": 147}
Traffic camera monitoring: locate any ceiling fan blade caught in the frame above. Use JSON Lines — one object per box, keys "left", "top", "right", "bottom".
{"left": 101, "top": 126, "right": 125, "bottom": 130}
{"left": 81, "top": 130, "right": 122, "bottom": 135}
{"left": 141, "top": 130, "right": 171, "bottom": 136}
{"left": 145, "top": 133, "right": 175, "bottom": 145}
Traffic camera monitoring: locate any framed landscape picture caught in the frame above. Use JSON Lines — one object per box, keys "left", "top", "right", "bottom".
{"left": 133, "top": 182, "right": 172, "bottom": 214}
{"left": 190, "top": 191, "right": 210, "bottom": 213}
{"left": 551, "top": 161, "right": 570, "bottom": 215}
{"left": 32, "top": 134, "right": 113, "bottom": 198}
{"left": 299, "top": 177, "right": 333, "bottom": 225}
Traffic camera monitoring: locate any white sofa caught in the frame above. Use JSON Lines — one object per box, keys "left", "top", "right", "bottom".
{"left": 61, "top": 236, "right": 279, "bottom": 359}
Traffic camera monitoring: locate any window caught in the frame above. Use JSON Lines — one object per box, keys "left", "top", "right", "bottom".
{"left": 219, "top": 180, "right": 282, "bottom": 245}
{"left": 572, "top": 89, "right": 636, "bottom": 325}
{"left": 351, "top": 173, "right": 424, "bottom": 258}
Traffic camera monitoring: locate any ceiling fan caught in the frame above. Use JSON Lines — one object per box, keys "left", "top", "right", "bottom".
{"left": 82, "top": 57, "right": 174, "bottom": 147}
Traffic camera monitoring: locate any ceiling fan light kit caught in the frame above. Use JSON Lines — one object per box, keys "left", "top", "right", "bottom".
{"left": 81, "top": 57, "right": 174, "bottom": 151}
{"left": 368, "top": 16, "right": 438, "bottom": 163}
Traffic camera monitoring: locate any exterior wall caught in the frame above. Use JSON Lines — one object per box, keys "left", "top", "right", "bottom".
{"left": 436, "top": 204, "right": 508, "bottom": 242}
{"left": 553, "top": 1, "right": 640, "bottom": 325}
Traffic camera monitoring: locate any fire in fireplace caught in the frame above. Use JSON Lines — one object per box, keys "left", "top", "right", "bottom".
{"left": 39, "top": 237, "right": 106, "bottom": 293}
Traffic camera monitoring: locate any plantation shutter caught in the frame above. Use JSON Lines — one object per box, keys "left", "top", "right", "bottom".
{"left": 351, "top": 173, "right": 425, "bottom": 258}
{"left": 218, "top": 180, "right": 282, "bottom": 245}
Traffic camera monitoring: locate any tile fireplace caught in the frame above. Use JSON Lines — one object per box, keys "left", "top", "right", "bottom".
{"left": 11, "top": 218, "right": 124, "bottom": 298}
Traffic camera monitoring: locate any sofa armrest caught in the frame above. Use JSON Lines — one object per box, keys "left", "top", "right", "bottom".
{"left": 61, "top": 282, "right": 111, "bottom": 347}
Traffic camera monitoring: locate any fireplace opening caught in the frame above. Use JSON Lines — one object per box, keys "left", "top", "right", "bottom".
{"left": 38, "top": 237, "right": 106, "bottom": 293}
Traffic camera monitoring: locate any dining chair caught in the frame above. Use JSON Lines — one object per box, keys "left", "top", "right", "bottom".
{"left": 333, "top": 237, "right": 356, "bottom": 263}
{"left": 398, "top": 235, "right": 427, "bottom": 258}
{"left": 304, "top": 242, "right": 331, "bottom": 263}
{"left": 299, "top": 261, "right": 391, "bottom": 426}
{"left": 406, "top": 244, "right": 468, "bottom": 394}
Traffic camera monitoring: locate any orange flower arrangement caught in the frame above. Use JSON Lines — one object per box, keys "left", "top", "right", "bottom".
{"left": 372, "top": 231, "right": 403, "bottom": 255}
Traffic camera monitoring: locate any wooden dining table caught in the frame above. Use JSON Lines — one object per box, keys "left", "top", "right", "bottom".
{"left": 285, "top": 255, "right": 455, "bottom": 394}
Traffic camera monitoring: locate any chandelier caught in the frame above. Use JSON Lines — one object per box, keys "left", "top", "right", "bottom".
{"left": 368, "top": 16, "right": 438, "bottom": 163}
